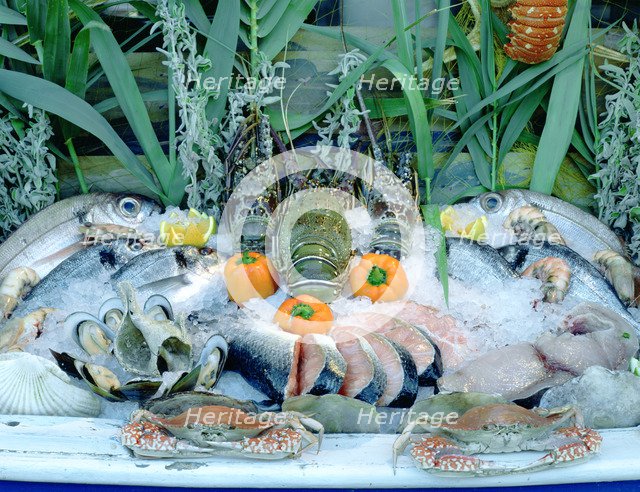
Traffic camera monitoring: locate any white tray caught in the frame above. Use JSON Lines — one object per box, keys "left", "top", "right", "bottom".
{"left": 1, "top": 414, "right": 638, "bottom": 488}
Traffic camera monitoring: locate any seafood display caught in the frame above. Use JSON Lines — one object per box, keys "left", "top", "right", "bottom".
{"left": 1, "top": 166, "right": 640, "bottom": 478}
{"left": 394, "top": 394, "right": 601, "bottom": 476}
{"left": 0, "top": 193, "right": 160, "bottom": 280}
{"left": 504, "top": 0, "right": 568, "bottom": 65}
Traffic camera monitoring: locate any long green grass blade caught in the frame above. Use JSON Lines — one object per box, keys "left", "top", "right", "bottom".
{"left": 43, "top": 0, "right": 70, "bottom": 86}
{"left": 182, "top": 0, "right": 210, "bottom": 33}
{"left": 25, "top": 0, "right": 47, "bottom": 46}
{"left": 0, "top": 6, "right": 26, "bottom": 25}
{"left": 529, "top": 0, "right": 590, "bottom": 193}
{"left": 257, "top": 0, "right": 280, "bottom": 19}
{"left": 498, "top": 82, "right": 549, "bottom": 166}
{"left": 479, "top": 0, "right": 495, "bottom": 96}
{"left": 62, "top": 28, "right": 90, "bottom": 141}
{"left": 0, "top": 37, "right": 39, "bottom": 64}
{"left": 256, "top": 0, "right": 288, "bottom": 37}
{"left": 382, "top": 58, "right": 433, "bottom": 188}
{"left": 203, "top": 0, "right": 240, "bottom": 125}
{"left": 69, "top": 0, "right": 183, "bottom": 204}
{"left": 0, "top": 69, "right": 162, "bottom": 197}
{"left": 364, "top": 96, "right": 448, "bottom": 118}
{"left": 259, "top": 0, "right": 318, "bottom": 60}
{"left": 391, "top": 0, "right": 414, "bottom": 69}
{"left": 429, "top": 0, "right": 450, "bottom": 101}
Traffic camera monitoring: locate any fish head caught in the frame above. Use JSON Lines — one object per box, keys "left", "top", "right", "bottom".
{"left": 179, "top": 246, "right": 220, "bottom": 275}
{"left": 89, "top": 194, "right": 161, "bottom": 227}
{"left": 460, "top": 191, "right": 528, "bottom": 247}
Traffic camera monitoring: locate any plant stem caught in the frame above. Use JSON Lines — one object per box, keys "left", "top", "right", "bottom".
{"left": 66, "top": 138, "right": 89, "bottom": 194}
{"left": 167, "top": 0, "right": 177, "bottom": 171}
{"left": 491, "top": 102, "right": 498, "bottom": 191}
{"left": 249, "top": 0, "right": 259, "bottom": 81}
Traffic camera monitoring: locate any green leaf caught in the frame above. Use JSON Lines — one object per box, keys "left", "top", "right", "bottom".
{"left": 257, "top": 0, "right": 281, "bottom": 19}
{"left": 479, "top": 0, "right": 495, "bottom": 96}
{"left": 363, "top": 96, "right": 447, "bottom": 118}
{"left": 129, "top": 1, "right": 159, "bottom": 22}
{"left": 391, "top": 0, "right": 414, "bottom": 70}
{"left": 498, "top": 83, "right": 550, "bottom": 166}
{"left": 0, "top": 69, "right": 162, "bottom": 198}
{"left": 0, "top": 37, "right": 40, "bottom": 64}
{"left": 182, "top": 0, "right": 210, "bottom": 33}
{"left": 69, "top": 0, "right": 184, "bottom": 205}
{"left": 0, "top": 6, "right": 27, "bottom": 25}
{"left": 259, "top": 0, "right": 318, "bottom": 60}
{"left": 421, "top": 204, "right": 448, "bottom": 305}
{"left": 382, "top": 58, "right": 433, "bottom": 187}
{"left": 429, "top": 0, "right": 450, "bottom": 101}
{"left": 530, "top": 0, "right": 591, "bottom": 193}
{"left": 203, "top": 0, "right": 240, "bottom": 125}
{"left": 25, "top": 0, "right": 47, "bottom": 45}
{"left": 256, "top": 0, "right": 289, "bottom": 37}
{"left": 43, "top": 0, "right": 71, "bottom": 86}
{"left": 62, "top": 28, "right": 90, "bottom": 141}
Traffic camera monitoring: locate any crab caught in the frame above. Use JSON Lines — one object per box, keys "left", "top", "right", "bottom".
{"left": 121, "top": 405, "right": 324, "bottom": 460}
{"left": 393, "top": 403, "right": 602, "bottom": 476}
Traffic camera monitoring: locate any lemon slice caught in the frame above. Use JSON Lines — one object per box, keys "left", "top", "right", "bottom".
{"left": 459, "top": 216, "right": 487, "bottom": 241}
{"left": 160, "top": 209, "right": 216, "bottom": 247}
{"left": 440, "top": 206, "right": 459, "bottom": 232}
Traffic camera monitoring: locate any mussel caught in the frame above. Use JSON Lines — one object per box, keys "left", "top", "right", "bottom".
{"left": 196, "top": 335, "right": 228, "bottom": 390}
{"left": 65, "top": 313, "right": 115, "bottom": 356}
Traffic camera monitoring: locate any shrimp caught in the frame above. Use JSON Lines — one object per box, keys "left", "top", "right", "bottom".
{"left": 504, "top": 206, "right": 566, "bottom": 245}
{"left": 594, "top": 250, "right": 638, "bottom": 306}
{"left": 0, "top": 267, "right": 40, "bottom": 319}
{"left": 523, "top": 257, "right": 571, "bottom": 303}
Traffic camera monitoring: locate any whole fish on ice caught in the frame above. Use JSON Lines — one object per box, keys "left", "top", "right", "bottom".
{"left": 0, "top": 193, "right": 160, "bottom": 280}
{"left": 460, "top": 190, "right": 627, "bottom": 260}
{"left": 500, "top": 242, "right": 638, "bottom": 328}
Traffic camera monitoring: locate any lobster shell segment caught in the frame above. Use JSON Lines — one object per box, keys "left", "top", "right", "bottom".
{"left": 504, "top": 0, "right": 568, "bottom": 65}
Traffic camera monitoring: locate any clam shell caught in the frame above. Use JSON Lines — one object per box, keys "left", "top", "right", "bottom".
{"left": 0, "top": 352, "right": 100, "bottom": 417}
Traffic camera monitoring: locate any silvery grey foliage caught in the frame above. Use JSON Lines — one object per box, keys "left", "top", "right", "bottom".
{"left": 219, "top": 55, "right": 289, "bottom": 154}
{"left": 0, "top": 108, "right": 57, "bottom": 241}
{"left": 594, "top": 22, "right": 640, "bottom": 262}
{"left": 153, "top": 0, "right": 224, "bottom": 217}
{"left": 314, "top": 50, "right": 367, "bottom": 150}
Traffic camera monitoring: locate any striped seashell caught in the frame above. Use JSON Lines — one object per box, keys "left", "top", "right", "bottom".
{"left": 0, "top": 352, "right": 101, "bottom": 417}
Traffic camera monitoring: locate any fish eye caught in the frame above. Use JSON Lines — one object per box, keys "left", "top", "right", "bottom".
{"left": 199, "top": 247, "right": 214, "bottom": 256}
{"left": 481, "top": 193, "right": 502, "bottom": 213}
{"left": 127, "top": 240, "right": 144, "bottom": 251}
{"left": 119, "top": 197, "right": 141, "bottom": 218}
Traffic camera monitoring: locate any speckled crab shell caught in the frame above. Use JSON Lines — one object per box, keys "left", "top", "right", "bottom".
{"left": 426, "top": 404, "right": 574, "bottom": 443}
{"left": 504, "top": 0, "right": 568, "bottom": 64}
{"left": 135, "top": 405, "right": 277, "bottom": 445}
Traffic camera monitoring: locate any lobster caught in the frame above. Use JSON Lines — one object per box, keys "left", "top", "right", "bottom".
{"left": 504, "top": 0, "right": 568, "bottom": 64}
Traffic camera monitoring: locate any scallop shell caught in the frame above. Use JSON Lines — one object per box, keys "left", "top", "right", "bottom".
{"left": 0, "top": 352, "right": 101, "bottom": 417}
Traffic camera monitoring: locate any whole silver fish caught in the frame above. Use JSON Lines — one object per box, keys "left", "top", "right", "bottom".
{"left": 0, "top": 193, "right": 160, "bottom": 280}
{"left": 110, "top": 246, "right": 220, "bottom": 298}
{"left": 500, "top": 242, "right": 638, "bottom": 328}
{"left": 5, "top": 240, "right": 145, "bottom": 322}
{"left": 461, "top": 190, "right": 627, "bottom": 261}
{"left": 445, "top": 238, "right": 519, "bottom": 286}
